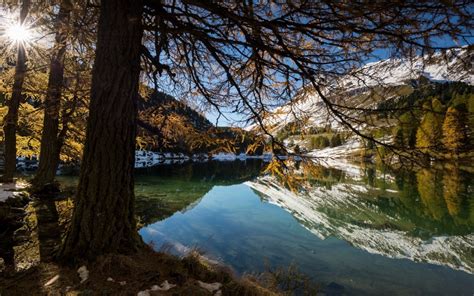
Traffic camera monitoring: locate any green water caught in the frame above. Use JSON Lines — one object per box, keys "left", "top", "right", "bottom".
{"left": 61, "top": 161, "right": 474, "bottom": 295}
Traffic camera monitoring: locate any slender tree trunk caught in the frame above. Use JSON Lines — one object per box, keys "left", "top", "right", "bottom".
{"left": 59, "top": 0, "right": 144, "bottom": 261}
{"left": 34, "top": 199, "right": 61, "bottom": 262}
{"left": 2, "top": 0, "right": 30, "bottom": 182}
{"left": 32, "top": 0, "right": 72, "bottom": 190}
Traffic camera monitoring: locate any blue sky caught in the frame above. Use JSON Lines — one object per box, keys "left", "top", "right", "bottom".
{"left": 206, "top": 35, "right": 473, "bottom": 127}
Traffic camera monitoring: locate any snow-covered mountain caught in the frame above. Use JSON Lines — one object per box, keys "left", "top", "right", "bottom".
{"left": 338, "top": 47, "right": 473, "bottom": 90}
{"left": 253, "top": 47, "right": 473, "bottom": 133}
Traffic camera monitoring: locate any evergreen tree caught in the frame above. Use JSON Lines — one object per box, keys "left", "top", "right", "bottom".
{"left": 442, "top": 106, "right": 469, "bottom": 154}
{"left": 59, "top": 0, "right": 143, "bottom": 261}
{"left": 310, "top": 135, "right": 330, "bottom": 149}
{"left": 32, "top": 0, "right": 73, "bottom": 190}
{"left": 293, "top": 144, "right": 301, "bottom": 154}
{"left": 398, "top": 112, "right": 419, "bottom": 148}
{"left": 393, "top": 127, "right": 404, "bottom": 147}
{"left": 330, "top": 134, "right": 343, "bottom": 147}
{"left": 2, "top": 0, "right": 30, "bottom": 182}
{"left": 416, "top": 98, "right": 444, "bottom": 153}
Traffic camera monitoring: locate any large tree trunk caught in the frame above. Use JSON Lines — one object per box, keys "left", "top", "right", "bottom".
{"left": 59, "top": 0, "right": 144, "bottom": 261}
{"left": 32, "top": 0, "right": 72, "bottom": 190}
{"left": 2, "top": 0, "right": 30, "bottom": 182}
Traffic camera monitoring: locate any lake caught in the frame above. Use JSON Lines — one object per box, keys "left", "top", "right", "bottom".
{"left": 60, "top": 160, "right": 474, "bottom": 295}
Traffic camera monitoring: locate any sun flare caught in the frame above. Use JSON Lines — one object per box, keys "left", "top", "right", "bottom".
{"left": 5, "top": 23, "right": 31, "bottom": 43}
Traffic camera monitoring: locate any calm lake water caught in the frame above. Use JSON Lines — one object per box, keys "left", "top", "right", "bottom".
{"left": 63, "top": 160, "right": 474, "bottom": 295}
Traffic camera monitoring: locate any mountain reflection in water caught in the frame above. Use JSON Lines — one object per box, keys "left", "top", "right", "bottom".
{"left": 125, "top": 161, "right": 474, "bottom": 295}
{"left": 247, "top": 165, "right": 473, "bottom": 275}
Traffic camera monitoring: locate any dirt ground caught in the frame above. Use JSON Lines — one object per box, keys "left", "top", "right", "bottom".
{"left": 0, "top": 248, "right": 279, "bottom": 296}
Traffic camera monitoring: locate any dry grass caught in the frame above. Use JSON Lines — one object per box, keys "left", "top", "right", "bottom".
{"left": 0, "top": 247, "right": 281, "bottom": 296}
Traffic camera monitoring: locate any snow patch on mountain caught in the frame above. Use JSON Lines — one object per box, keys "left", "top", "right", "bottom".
{"left": 340, "top": 47, "right": 473, "bottom": 89}
{"left": 252, "top": 47, "right": 472, "bottom": 133}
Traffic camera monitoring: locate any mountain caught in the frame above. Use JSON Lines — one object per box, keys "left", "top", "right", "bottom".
{"left": 137, "top": 91, "right": 213, "bottom": 133}
{"left": 137, "top": 91, "right": 263, "bottom": 154}
{"left": 136, "top": 91, "right": 213, "bottom": 152}
{"left": 255, "top": 47, "right": 473, "bottom": 135}
{"left": 338, "top": 47, "right": 472, "bottom": 90}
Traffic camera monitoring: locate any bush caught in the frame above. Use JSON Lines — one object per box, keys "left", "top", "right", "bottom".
{"left": 310, "top": 135, "right": 330, "bottom": 149}
{"left": 293, "top": 144, "right": 301, "bottom": 154}
{"left": 330, "top": 134, "right": 343, "bottom": 147}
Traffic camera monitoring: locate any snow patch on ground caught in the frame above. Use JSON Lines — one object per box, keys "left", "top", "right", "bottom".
{"left": 306, "top": 138, "right": 363, "bottom": 178}
{"left": 77, "top": 266, "right": 89, "bottom": 283}
{"left": 0, "top": 181, "right": 28, "bottom": 202}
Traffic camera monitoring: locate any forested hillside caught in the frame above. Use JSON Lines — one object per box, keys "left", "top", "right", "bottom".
{"left": 137, "top": 91, "right": 264, "bottom": 154}
{"left": 383, "top": 82, "right": 473, "bottom": 156}
{"left": 274, "top": 80, "right": 473, "bottom": 162}
{"left": 0, "top": 89, "right": 263, "bottom": 160}
{"left": 136, "top": 91, "right": 213, "bottom": 152}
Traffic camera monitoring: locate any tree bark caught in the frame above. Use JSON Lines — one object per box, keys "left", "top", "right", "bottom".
{"left": 32, "top": 0, "right": 72, "bottom": 190}
{"left": 59, "top": 0, "right": 144, "bottom": 261}
{"left": 2, "top": 0, "right": 30, "bottom": 182}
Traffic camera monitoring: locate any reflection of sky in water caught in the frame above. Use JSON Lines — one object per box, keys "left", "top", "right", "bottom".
{"left": 140, "top": 184, "right": 474, "bottom": 296}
